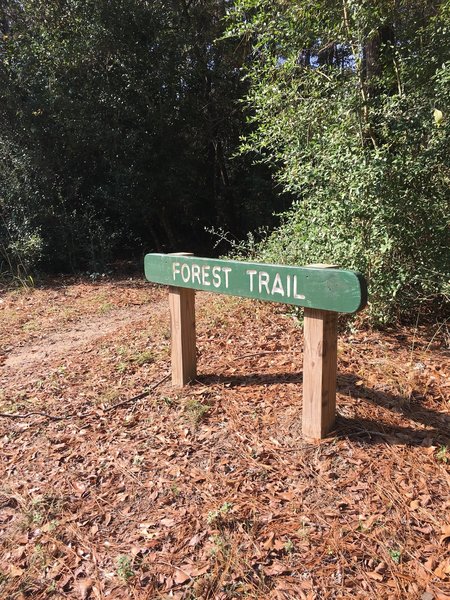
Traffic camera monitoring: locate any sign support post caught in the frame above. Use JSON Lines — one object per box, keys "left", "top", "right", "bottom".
{"left": 302, "top": 308, "right": 338, "bottom": 440}
{"left": 168, "top": 253, "right": 197, "bottom": 387}
{"left": 169, "top": 286, "right": 196, "bottom": 387}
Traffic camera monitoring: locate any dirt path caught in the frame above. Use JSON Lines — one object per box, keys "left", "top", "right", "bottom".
{"left": 3, "top": 303, "right": 165, "bottom": 370}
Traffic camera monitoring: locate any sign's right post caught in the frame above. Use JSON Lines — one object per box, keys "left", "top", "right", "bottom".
{"left": 302, "top": 307, "right": 338, "bottom": 440}
{"left": 301, "top": 264, "right": 340, "bottom": 441}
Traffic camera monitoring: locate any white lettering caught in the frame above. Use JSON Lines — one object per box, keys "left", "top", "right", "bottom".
{"left": 246, "top": 270, "right": 257, "bottom": 292}
{"left": 286, "top": 274, "right": 291, "bottom": 297}
{"left": 222, "top": 267, "right": 231, "bottom": 288}
{"left": 271, "top": 273, "right": 285, "bottom": 296}
{"left": 212, "top": 266, "right": 221, "bottom": 287}
{"left": 172, "top": 262, "right": 181, "bottom": 281}
{"left": 191, "top": 264, "right": 201, "bottom": 284}
{"left": 293, "top": 275, "right": 305, "bottom": 300}
{"left": 258, "top": 271, "right": 270, "bottom": 294}
{"left": 202, "top": 265, "right": 211, "bottom": 286}
{"left": 181, "top": 263, "right": 190, "bottom": 283}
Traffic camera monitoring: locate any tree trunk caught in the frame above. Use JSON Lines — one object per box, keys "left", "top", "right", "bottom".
{"left": 363, "top": 24, "right": 396, "bottom": 98}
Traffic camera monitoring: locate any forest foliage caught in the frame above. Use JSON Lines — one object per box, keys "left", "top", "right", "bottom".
{"left": 1, "top": 0, "right": 449, "bottom": 322}
{"left": 0, "top": 0, "right": 280, "bottom": 273}
{"left": 227, "top": 0, "right": 450, "bottom": 322}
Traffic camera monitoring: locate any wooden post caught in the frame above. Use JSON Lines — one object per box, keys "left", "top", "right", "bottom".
{"left": 302, "top": 308, "right": 338, "bottom": 440}
{"left": 169, "top": 286, "right": 196, "bottom": 387}
{"left": 302, "top": 264, "right": 339, "bottom": 441}
{"left": 167, "top": 254, "right": 196, "bottom": 387}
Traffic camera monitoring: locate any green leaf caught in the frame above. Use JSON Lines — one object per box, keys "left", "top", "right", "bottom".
{"left": 434, "top": 108, "right": 444, "bottom": 126}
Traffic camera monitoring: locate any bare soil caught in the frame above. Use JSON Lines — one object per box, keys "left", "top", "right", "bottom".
{"left": 0, "top": 277, "right": 449, "bottom": 600}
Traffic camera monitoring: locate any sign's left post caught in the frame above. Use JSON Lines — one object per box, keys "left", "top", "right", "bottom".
{"left": 168, "top": 254, "right": 197, "bottom": 387}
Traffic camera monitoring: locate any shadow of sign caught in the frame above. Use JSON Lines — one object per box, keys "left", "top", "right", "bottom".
{"left": 194, "top": 370, "right": 449, "bottom": 446}
{"left": 197, "top": 372, "right": 303, "bottom": 387}
{"left": 337, "top": 373, "right": 450, "bottom": 446}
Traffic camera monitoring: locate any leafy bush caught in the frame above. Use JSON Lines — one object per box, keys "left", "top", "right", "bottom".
{"left": 0, "top": 136, "right": 44, "bottom": 279}
{"left": 228, "top": 0, "right": 450, "bottom": 323}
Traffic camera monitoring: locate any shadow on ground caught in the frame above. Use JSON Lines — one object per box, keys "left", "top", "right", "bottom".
{"left": 197, "top": 372, "right": 303, "bottom": 386}
{"left": 195, "top": 370, "right": 450, "bottom": 446}
{"left": 337, "top": 373, "right": 450, "bottom": 446}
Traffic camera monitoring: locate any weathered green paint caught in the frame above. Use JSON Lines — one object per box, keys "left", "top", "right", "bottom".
{"left": 144, "top": 254, "right": 367, "bottom": 314}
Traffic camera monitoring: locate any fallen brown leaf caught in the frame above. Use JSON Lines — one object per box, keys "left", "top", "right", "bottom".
{"left": 440, "top": 523, "right": 450, "bottom": 545}
{"left": 434, "top": 559, "right": 450, "bottom": 579}
{"left": 77, "top": 578, "right": 94, "bottom": 600}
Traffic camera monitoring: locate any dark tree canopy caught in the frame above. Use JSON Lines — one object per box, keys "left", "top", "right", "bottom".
{"left": 0, "top": 0, "right": 279, "bottom": 272}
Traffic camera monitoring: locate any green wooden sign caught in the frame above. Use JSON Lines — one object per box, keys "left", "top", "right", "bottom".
{"left": 144, "top": 253, "right": 367, "bottom": 313}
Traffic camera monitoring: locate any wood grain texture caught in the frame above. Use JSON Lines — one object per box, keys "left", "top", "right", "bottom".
{"left": 169, "top": 286, "right": 196, "bottom": 387}
{"left": 302, "top": 308, "right": 338, "bottom": 440}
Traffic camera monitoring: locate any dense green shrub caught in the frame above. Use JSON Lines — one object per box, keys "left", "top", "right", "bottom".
{"left": 228, "top": 0, "right": 450, "bottom": 323}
